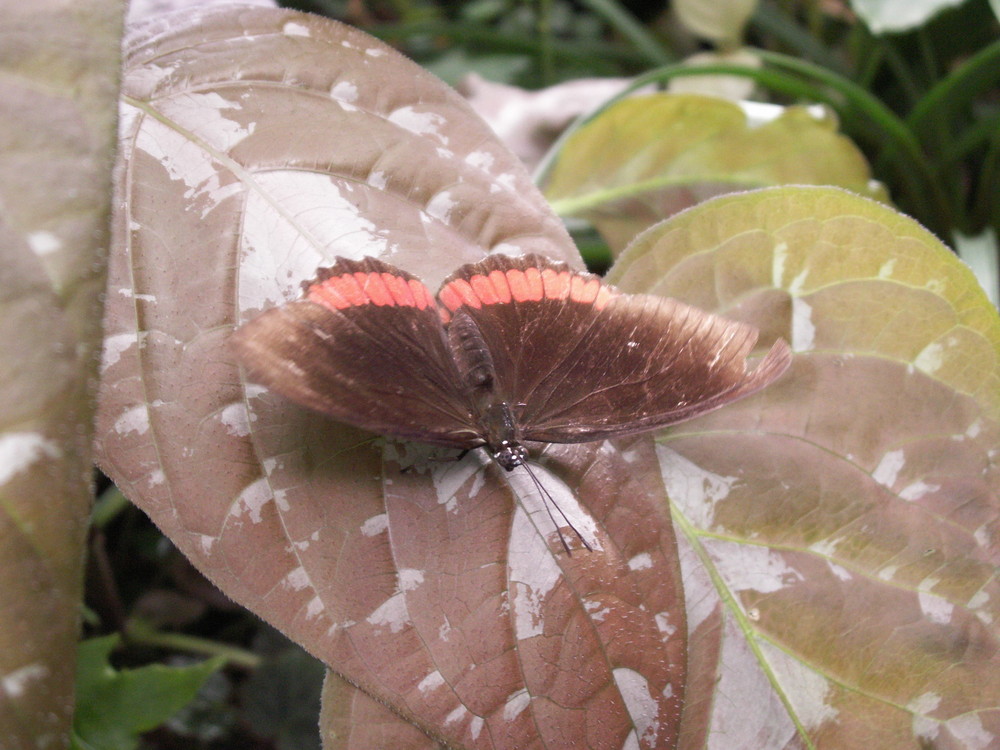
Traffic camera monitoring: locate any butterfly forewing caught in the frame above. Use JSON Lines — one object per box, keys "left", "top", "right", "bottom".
{"left": 232, "top": 258, "right": 480, "bottom": 448}
{"left": 437, "top": 254, "right": 791, "bottom": 443}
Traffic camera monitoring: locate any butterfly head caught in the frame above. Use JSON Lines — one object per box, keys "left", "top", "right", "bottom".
{"left": 491, "top": 441, "right": 527, "bottom": 471}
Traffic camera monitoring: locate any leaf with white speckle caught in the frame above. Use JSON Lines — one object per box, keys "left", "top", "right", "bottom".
{"left": 610, "top": 185, "right": 1000, "bottom": 748}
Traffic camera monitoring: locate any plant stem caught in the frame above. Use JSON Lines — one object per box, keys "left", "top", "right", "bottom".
{"left": 575, "top": 0, "right": 673, "bottom": 66}
{"left": 537, "top": 0, "right": 555, "bottom": 86}
{"left": 125, "top": 619, "right": 262, "bottom": 669}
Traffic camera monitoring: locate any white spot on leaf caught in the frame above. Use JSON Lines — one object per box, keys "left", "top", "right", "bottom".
{"left": 915, "top": 341, "right": 944, "bottom": 374}
{"left": 398, "top": 569, "right": 425, "bottom": 591}
{"left": 282, "top": 21, "right": 310, "bottom": 37}
{"left": 503, "top": 689, "right": 530, "bottom": 721}
{"left": 946, "top": 713, "right": 995, "bottom": 749}
{"left": 711, "top": 543, "right": 804, "bottom": 595}
{"left": 628, "top": 552, "right": 653, "bottom": 571}
{"left": 469, "top": 716, "right": 484, "bottom": 739}
{"left": 101, "top": 332, "right": 138, "bottom": 371}
{"left": 899, "top": 480, "right": 939, "bottom": 501}
{"left": 654, "top": 612, "right": 676, "bottom": 638}
{"left": 509, "top": 528, "right": 561, "bottom": 639}
{"left": 2, "top": 664, "right": 49, "bottom": 697}
{"left": 444, "top": 704, "right": 468, "bottom": 726}
{"left": 878, "top": 564, "right": 899, "bottom": 581}
{"left": 235, "top": 478, "right": 272, "bottom": 524}
{"left": 918, "top": 591, "right": 953, "bottom": 624}
{"left": 584, "top": 600, "right": 611, "bottom": 622}
{"left": 771, "top": 241, "right": 788, "bottom": 287}
{"left": 330, "top": 80, "right": 358, "bottom": 104}
{"left": 0, "top": 433, "right": 61, "bottom": 486}
{"left": 361, "top": 513, "right": 388, "bottom": 537}
{"left": 417, "top": 670, "right": 445, "bottom": 693}
{"left": 284, "top": 566, "right": 309, "bottom": 591}
{"left": 425, "top": 190, "right": 458, "bottom": 223}
{"left": 791, "top": 297, "right": 815, "bottom": 351}
{"left": 366, "top": 592, "right": 410, "bottom": 633}
{"left": 760, "top": 640, "right": 838, "bottom": 730}
{"left": 387, "top": 106, "right": 448, "bottom": 144}
{"left": 306, "top": 596, "right": 324, "bottom": 618}
{"left": 219, "top": 403, "right": 252, "bottom": 437}
{"left": 613, "top": 668, "right": 663, "bottom": 746}
{"left": 465, "top": 150, "right": 495, "bottom": 170}
{"left": 27, "top": 230, "right": 61, "bottom": 256}
{"left": 872, "top": 449, "right": 905, "bottom": 487}
{"left": 656, "top": 446, "right": 737, "bottom": 530}
{"left": 877, "top": 259, "right": 896, "bottom": 278}
{"left": 825, "top": 560, "right": 853, "bottom": 581}
{"left": 113, "top": 406, "right": 150, "bottom": 436}
{"left": 431, "top": 454, "right": 485, "bottom": 514}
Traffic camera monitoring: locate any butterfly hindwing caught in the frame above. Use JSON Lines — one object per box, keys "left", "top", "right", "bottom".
{"left": 437, "top": 254, "right": 791, "bottom": 443}
{"left": 232, "top": 258, "right": 480, "bottom": 448}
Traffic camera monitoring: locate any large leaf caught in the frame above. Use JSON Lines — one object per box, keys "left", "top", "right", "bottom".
{"left": 0, "top": 1, "right": 123, "bottom": 747}
{"left": 609, "top": 186, "right": 1000, "bottom": 748}
{"left": 544, "top": 94, "right": 886, "bottom": 253}
{"left": 97, "top": 8, "right": 687, "bottom": 748}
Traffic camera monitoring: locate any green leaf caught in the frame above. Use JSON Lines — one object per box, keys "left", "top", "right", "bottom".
{"left": 72, "top": 635, "right": 224, "bottom": 750}
{"left": 609, "top": 185, "right": 1000, "bottom": 748}
{"left": 544, "top": 93, "right": 887, "bottom": 253}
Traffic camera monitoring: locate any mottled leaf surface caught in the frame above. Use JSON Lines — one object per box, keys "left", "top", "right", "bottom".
{"left": 0, "top": 2, "right": 123, "bottom": 747}
{"left": 608, "top": 186, "right": 1000, "bottom": 749}
{"left": 544, "top": 94, "right": 886, "bottom": 253}
{"left": 97, "top": 8, "right": 687, "bottom": 748}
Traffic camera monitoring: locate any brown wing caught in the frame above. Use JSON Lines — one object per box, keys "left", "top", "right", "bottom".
{"left": 436, "top": 253, "right": 791, "bottom": 443}
{"left": 232, "top": 257, "right": 481, "bottom": 448}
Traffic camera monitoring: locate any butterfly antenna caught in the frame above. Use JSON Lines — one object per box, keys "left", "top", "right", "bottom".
{"left": 519, "top": 462, "right": 592, "bottom": 555}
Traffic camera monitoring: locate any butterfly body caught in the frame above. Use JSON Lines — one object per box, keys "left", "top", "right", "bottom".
{"left": 232, "top": 253, "right": 791, "bottom": 471}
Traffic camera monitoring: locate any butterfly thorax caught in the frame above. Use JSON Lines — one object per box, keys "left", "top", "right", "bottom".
{"left": 481, "top": 401, "right": 527, "bottom": 471}
{"left": 446, "top": 309, "right": 526, "bottom": 470}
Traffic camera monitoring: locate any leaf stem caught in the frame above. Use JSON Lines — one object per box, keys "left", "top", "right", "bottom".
{"left": 668, "top": 501, "right": 819, "bottom": 750}
{"left": 125, "top": 620, "right": 262, "bottom": 669}
{"left": 907, "top": 38, "right": 1000, "bottom": 135}
{"left": 575, "top": 0, "right": 674, "bottom": 67}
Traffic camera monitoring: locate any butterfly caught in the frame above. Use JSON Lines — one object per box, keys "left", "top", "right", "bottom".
{"left": 232, "top": 253, "right": 791, "bottom": 548}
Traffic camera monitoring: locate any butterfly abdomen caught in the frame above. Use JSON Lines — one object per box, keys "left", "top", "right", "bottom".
{"left": 447, "top": 308, "right": 497, "bottom": 394}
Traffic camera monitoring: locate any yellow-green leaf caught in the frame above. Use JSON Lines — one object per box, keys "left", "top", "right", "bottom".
{"left": 545, "top": 94, "right": 887, "bottom": 253}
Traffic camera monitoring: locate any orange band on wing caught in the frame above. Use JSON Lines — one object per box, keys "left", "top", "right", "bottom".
{"left": 439, "top": 263, "right": 618, "bottom": 311}
{"left": 381, "top": 272, "right": 415, "bottom": 307}
{"left": 488, "top": 270, "right": 512, "bottom": 303}
{"left": 439, "top": 278, "right": 481, "bottom": 311}
{"left": 356, "top": 271, "right": 393, "bottom": 306}
{"left": 570, "top": 275, "right": 602, "bottom": 305}
{"left": 541, "top": 268, "right": 571, "bottom": 300}
{"left": 469, "top": 274, "right": 500, "bottom": 305}
{"left": 309, "top": 271, "right": 438, "bottom": 311}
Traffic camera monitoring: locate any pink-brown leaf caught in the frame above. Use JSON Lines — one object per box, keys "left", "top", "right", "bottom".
{"left": 98, "top": 8, "right": 688, "bottom": 748}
